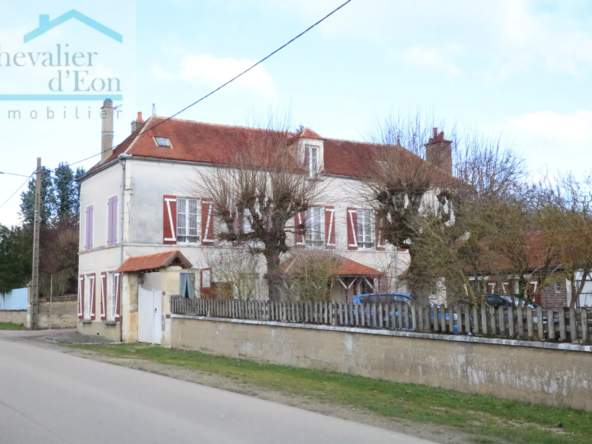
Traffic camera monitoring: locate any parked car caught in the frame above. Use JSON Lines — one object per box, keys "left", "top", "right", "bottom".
{"left": 351, "top": 293, "right": 412, "bottom": 329}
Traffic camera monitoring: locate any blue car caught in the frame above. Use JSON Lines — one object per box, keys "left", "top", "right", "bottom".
{"left": 351, "top": 293, "right": 457, "bottom": 333}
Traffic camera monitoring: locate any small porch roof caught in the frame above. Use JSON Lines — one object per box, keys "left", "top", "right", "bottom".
{"left": 281, "top": 255, "right": 383, "bottom": 278}
{"left": 116, "top": 250, "right": 192, "bottom": 273}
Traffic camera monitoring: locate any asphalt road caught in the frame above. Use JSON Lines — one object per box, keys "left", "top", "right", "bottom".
{"left": 0, "top": 331, "right": 437, "bottom": 444}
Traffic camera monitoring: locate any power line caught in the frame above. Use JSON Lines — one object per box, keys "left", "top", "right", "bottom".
{"left": 0, "top": 0, "right": 352, "bottom": 207}
{"left": 0, "top": 171, "right": 31, "bottom": 178}
{"left": 67, "top": 0, "right": 352, "bottom": 167}
{"left": 0, "top": 172, "right": 34, "bottom": 209}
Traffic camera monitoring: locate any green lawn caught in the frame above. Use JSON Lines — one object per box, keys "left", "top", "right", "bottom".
{"left": 0, "top": 322, "right": 26, "bottom": 330}
{"left": 73, "top": 344, "right": 592, "bottom": 444}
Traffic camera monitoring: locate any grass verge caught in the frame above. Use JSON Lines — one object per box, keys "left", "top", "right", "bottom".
{"left": 0, "top": 322, "right": 26, "bottom": 330}
{"left": 72, "top": 343, "right": 592, "bottom": 444}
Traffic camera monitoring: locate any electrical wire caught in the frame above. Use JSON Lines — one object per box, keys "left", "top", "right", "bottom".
{"left": 0, "top": 172, "right": 34, "bottom": 209}
{"left": 0, "top": 0, "right": 352, "bottom": 208}
{"left": 68, "top": 0, "right": 352, "bottom": 167}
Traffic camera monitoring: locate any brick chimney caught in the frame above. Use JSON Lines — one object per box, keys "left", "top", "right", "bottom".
{"left": 425, "top": 127, "right": 452, "bottom": 175}
{"left": 100, "top": 99, "right": 114, "bottom": 162}
{"left": 131, "top": 112, "right": 144, "bottom": 134}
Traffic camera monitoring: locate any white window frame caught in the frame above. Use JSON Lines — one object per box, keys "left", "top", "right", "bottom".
{"left": 177, "top": 198, "right": 200, "bottom": 244}
{"left": 154, "top": 137, "right": 172, "bottom": 147}
{"left": 306, "top": 145, "right": 319, "bottom": 178}
{"left": 83, "top": 274, "right": 92, "bottom": 320}
{"left": 305, "top": 206, "right": 324, "bottom": 248}
{"left": 357, "top": 209, "right": 374, "bottom": 249}
{"left": 107, "top": 272, "right": 116, "bottom": 321}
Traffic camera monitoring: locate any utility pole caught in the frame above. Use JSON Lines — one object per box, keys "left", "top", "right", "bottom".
{"left": 29, "top": 157, "right": 41, "bottom": 330}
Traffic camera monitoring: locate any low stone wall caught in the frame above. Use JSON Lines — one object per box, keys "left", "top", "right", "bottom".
{"left": 38, "top": 299, "right": 77, "bottom": 329}
{"left": 171, "top": 316, "right": 592, "bottom": 412}
{"left": 0, "top": 310, "right": 27, "bottom": 325}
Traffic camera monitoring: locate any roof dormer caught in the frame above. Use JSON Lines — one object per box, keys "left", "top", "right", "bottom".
{"left": 295, "top": 128, "right": 324, "bottom": 178}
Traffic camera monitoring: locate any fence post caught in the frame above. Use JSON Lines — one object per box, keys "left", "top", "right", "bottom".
{"left": 471, "top": 305, "right": 479, "bottom": 335}
{"left": 480, "top": 305, "right": 488, "bottom": 336}
{"left": 536, "top": 306, "right": 544, "bottom": 341}
{"left": 559, "top": 307, "right": 566, "bottom": 341}
{"left": 516, "top": 306, "right": 524, "bottom": 339}
{"left": 526, "top": 306, "right": 533, "bottom": 340}
{"left": 498, "top": 307, "right": 506, "bottom": 337}
{"left": 547, "top": 308, "right": 555, "bottom": 340}
{"left": 507, "top": 305, "right": 515, "bottom": 338}
{"left": 582, "top": 308, "right": 589, "bottom": 343}
{"left": 570, "top": 307, "right": 578, "bottom": 343}
{"left": 411, "top": 304, "right": 416, "bottom": 332}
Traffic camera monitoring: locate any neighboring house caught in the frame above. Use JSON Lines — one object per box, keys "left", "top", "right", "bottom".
{"left": 77, "top": 100, "right": 450, "bottom": 342}
{"left": 464, "top": 231, "right": 590, "bottom": 308}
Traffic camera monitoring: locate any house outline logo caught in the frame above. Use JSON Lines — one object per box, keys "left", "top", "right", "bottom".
{"left": 24, "top": 10, "right": 123, "bottom": 43}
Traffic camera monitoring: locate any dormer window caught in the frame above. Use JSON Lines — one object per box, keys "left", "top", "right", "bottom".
{"left": 305, "top": 145, "right": 319, "bottom": 178}
{"left": 154, "top": 137, "right": 171, "bottom": 147}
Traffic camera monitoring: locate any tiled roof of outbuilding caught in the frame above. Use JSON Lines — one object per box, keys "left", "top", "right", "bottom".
{"left": 116, "top": 250, "right": 192, "bottom": 273}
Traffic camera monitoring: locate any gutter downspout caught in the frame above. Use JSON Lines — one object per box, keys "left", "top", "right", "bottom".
{"left": 118, "top": 153, "right": 132, "bottom": 342}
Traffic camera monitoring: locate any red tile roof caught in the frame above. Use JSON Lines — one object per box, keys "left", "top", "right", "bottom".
{"left": 281, "top": 255, "right": 383, "bottom": 277}
{"left": 116, "top": 250, "right": 192, "bottom": 273}
{"left": 88, "top": 116, "right": 449, "bottom": 180}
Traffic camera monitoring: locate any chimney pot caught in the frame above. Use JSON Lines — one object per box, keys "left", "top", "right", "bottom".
{"left": 433, "top": 127, "right": 438, "bottom": 138}
{"left": 131, "top": 111, "right": 145, "bottom": 134}
{"left": 100, "top": 99, "right": 114, "bottom": 163}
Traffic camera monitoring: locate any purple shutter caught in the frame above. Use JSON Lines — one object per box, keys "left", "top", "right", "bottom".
{"left": 107, "top": 196, "right": 118, "bottom": 246}
{"left": 107, "top": 198, "right": 113, "bottom": 246}
{"left": 112, "top": 196, "right": 118, "bottom": 245}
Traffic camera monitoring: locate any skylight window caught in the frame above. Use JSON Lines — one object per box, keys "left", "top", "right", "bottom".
{"left": 154, "top": 137, "right": 171, "bottom": 147}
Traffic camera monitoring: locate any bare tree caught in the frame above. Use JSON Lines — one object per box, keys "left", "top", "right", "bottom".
{"left": 284, "top": 251, "right": 343, "bottom": 302}
{"left": 193, "top": 115, "right": 324, "bottom": 301}
{"left": 357, "top": 109, "right": 525, "bottom": 304}
{"left": 204, "top": 249, "right": 261, "bottom": 300}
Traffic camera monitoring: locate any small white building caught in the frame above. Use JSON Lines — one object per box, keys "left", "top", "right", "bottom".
{"left": 77, "top": 101, "right": 452, "bottom": 343}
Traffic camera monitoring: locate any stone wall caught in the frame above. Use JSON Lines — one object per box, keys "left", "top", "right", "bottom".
{"left": 0, "top": 310, "right": 27, "bottom": 325}
{"left": 38, "top": 299, "right": 78, "bottom": 329}
{"left": 171, "top": 316, "right": 592, "bottom": 412}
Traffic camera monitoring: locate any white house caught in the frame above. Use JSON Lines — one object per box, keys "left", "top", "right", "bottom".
{"left": 77, "top": 100, "right": 451, "bottom": 343}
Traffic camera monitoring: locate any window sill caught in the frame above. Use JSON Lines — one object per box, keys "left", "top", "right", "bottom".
{"left": 105, "top": 320, "right": 117, "bottom": 326}
{"left": 81, "top": 320, "right": 92, "bottom": 325}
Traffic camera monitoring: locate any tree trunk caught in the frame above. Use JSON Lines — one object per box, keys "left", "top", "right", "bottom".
{"left": 265, "top": 252, "right": 284, "bottom": 302}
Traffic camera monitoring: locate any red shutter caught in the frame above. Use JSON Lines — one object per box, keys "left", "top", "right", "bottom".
{"left": 89, "top": 273, "right": 97, "bottom": 320}
{"left": 202, "top": 198, "right": 214, "bottom": 245}
{"left": 200, "top": 268, "right": 212, "bottom": 299}
{"left": 347, "top": 208, "right": 358, "bottom": 250}
{"left": 295, "top": 211, "right": 306, "bottom": 248}
{"left": 114, "top": 273, "right": 121, "bottom": 320}
{"left": 163, "top": 195, "right": 177, "bottom": 245}
{"left": 325, "top": 206, "right": 335, "bottom": 249}
{"left": 376, "top": 216, "right": 386, "bottom": 251}
{"left": 78, "top": 275, "right": 84, "bottom": 320}
{"left": 100, "top": 272, "right": 107, "bottom": 321}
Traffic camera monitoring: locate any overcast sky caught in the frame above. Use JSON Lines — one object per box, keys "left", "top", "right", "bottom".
{"left": 1, "top": 0, "right": 591, "bottom": 226}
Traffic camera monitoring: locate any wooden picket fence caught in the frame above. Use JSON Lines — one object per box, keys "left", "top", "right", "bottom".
{"left": 170, "top": 297, "right": 592, "bottom": 343}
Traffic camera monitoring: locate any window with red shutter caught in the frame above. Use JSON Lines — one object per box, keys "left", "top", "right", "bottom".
{"left": 100, "top": 272, "right": 107, "bottom": 321}
{"left": 114, "top": 273, "right": 121, "bottom": 320}
{"left": 347, "top": 208, "right": 358, "bottom": 250}
{"left": 201, "top": 198, "right": 214, "bottom": 245}
{"left": 325, "top": 206, "right": 335, "bottom": 249}
{"left": 89, "top": 273, "right": 96, "bottom": 320}
{"left": 163, "top": 196, "right": 177, "bottom": 244}
{"left": 376, "top": 216, "right": 387, "bottom": 251}
{"left": 78, "top": 275, "right": 84, "bottom": 320}
{"left": 295, "top": 211, "right": 306, "bottom": 248}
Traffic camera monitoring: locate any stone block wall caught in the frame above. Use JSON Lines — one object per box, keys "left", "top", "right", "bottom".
{"left": 172, "top": 316, "right": 592, "bottom": 412}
